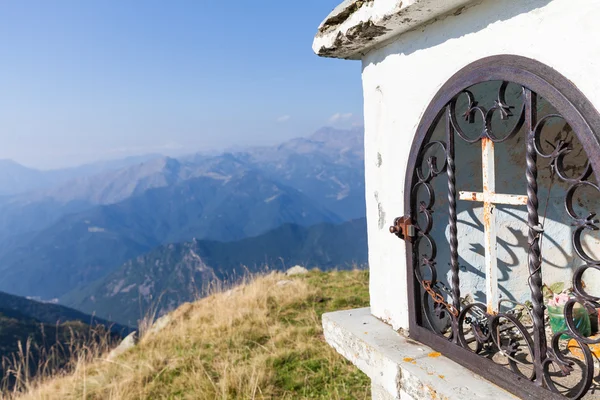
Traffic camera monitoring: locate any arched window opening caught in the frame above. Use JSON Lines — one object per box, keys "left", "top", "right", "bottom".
{"left": 401, "top": 56, "right": 600, "bottom": 399}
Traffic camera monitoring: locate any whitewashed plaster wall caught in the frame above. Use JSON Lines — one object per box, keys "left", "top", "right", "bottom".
{"left": 363, "top": 0, "right": 600, "bottom": 331}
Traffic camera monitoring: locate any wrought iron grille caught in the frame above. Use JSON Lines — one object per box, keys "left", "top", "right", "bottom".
{"left": 399, "top": 56, "right": 600, "bottom": 399}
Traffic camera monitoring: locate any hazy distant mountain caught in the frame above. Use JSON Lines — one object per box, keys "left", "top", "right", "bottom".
{"left": 0, "top": 154, "right": 165, "bottom": 240}
{"left": 0, "top": 156, "right": 211, "bottom": 241}
{"left": 49, "top": 154, "right": 165, "bottom": 182}
{"left": 221, "top": 126, "right": 364, "bottom": 220}
{"left": 61, "top": 218, "right": 367, "bottom": 326}
{"left": 0, "top": 160, "right": 47, "bottom": 196}
{"left": 0, "top": 154, "right": 162, "bottom": 197}
{"left": 34, "top": 157, "right": 192, "bottom": 205}
{"left": 0, "top": 128, "right": 363, "bottom": 239}
{"left": 0, "top": 170, "right": 341, "bottom": 299}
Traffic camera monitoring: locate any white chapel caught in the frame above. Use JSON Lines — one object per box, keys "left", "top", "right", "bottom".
{"left": 314, "top": 1, "right": 600, "bottom": 399}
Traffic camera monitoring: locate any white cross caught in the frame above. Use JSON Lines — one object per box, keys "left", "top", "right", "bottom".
{"left": 458, "top": 138, "right": 528, "bottom": 314}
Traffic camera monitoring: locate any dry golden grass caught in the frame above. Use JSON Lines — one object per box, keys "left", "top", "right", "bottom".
{"left": 1, "top": 323, "right": 118, "bottom": 398}
{"left": 13, "top": 270, "right": 370, "bottom": 400}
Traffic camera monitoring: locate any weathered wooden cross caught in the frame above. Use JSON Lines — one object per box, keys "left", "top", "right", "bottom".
{"left": 458, "top": 138, "right": 528, "bottom": 314}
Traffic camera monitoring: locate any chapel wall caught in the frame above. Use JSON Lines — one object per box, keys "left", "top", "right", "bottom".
{"left": 362, "top": 0, "right": 600, "bottom": 330}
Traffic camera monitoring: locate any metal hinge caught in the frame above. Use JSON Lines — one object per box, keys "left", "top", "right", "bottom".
{"left": 389, "top": 216, "right": 416, "bottom": 242}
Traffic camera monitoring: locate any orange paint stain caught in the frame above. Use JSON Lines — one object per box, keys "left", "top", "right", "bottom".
{"left": 403, "top": 357, "right": 417, "bottom": 364}
{"left": 428, "top": 352, "right": 442, "bottom": 358}
{"left": 568, "top": 334, "right": 600, "bottom": 360}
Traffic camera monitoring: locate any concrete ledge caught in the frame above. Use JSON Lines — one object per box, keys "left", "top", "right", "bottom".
{"left": 323, "top": 307, "right": 517, "bottom": 400}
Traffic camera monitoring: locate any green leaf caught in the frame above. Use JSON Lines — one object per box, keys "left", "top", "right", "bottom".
{"left": 549, "top": 282, "right": 565, "bottom": 294}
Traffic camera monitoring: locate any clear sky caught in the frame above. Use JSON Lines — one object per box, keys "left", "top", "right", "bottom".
{"left": 0, "top": 1, "right": 363, "bottom": 169}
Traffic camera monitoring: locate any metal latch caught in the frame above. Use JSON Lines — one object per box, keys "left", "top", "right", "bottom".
{"left": 389, "top": 216, "right": 415, "bottom": 242}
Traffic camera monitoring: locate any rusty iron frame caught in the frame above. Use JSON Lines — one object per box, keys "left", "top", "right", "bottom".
{"left": 402, "top": 55, "right": 600, "bottom": 400}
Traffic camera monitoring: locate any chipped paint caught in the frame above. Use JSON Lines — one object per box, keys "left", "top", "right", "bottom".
{"left": 375, "top": 191, "right": 386, "bottom": 230}
{"left": 457, "top": 137, "right": 499, "bottom": 313}
{"left": 482, "top": 138, "right": 498, "bottom": 315}
{"left": 317, "top": 0, "right": 373, "bottom": 35}
{"left": 459, "top": 191, "right": 527, "bottom": 205}
{"left": 457, "top": 137, "right": 531, "bottom": 314}
{"left": 424, "top": 383, "right": 445, "bottom": 400}
{"left": 312, "top": 0, "right": 481, "bottom": 59}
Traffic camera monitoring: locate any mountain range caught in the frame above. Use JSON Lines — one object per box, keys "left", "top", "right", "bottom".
{"left": 0, "top": 127, "right": 366, "bottom": 302}
{"left": 61, "top": 218, "right": 367, "bottom": 326}
{"left": 0, "top": 154, "right": 161, "bottom": 197}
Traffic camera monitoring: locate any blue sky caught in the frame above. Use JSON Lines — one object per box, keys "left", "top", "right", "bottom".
{"left": 0, "top": 1, "right": 363, "bottom": 169}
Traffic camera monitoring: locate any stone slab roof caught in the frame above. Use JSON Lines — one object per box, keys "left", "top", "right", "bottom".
{"left": 313, "top": 0, "right": 482, "bottom": 60}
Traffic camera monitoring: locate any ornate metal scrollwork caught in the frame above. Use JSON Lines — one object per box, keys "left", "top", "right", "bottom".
{"left": 405, "top": 66, "right": 600, "bottom": 399}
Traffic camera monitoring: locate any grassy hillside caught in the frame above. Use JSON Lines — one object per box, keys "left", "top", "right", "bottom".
{"left": 0, "top": 311, "right": 122, "bottom": 393}
{"left": 15, "top": 270, "right": 370, "bottom": 400}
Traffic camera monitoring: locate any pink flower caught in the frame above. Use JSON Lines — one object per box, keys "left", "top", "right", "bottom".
{"left": 548, "top": 293, "right": 570, "bottom": 307}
